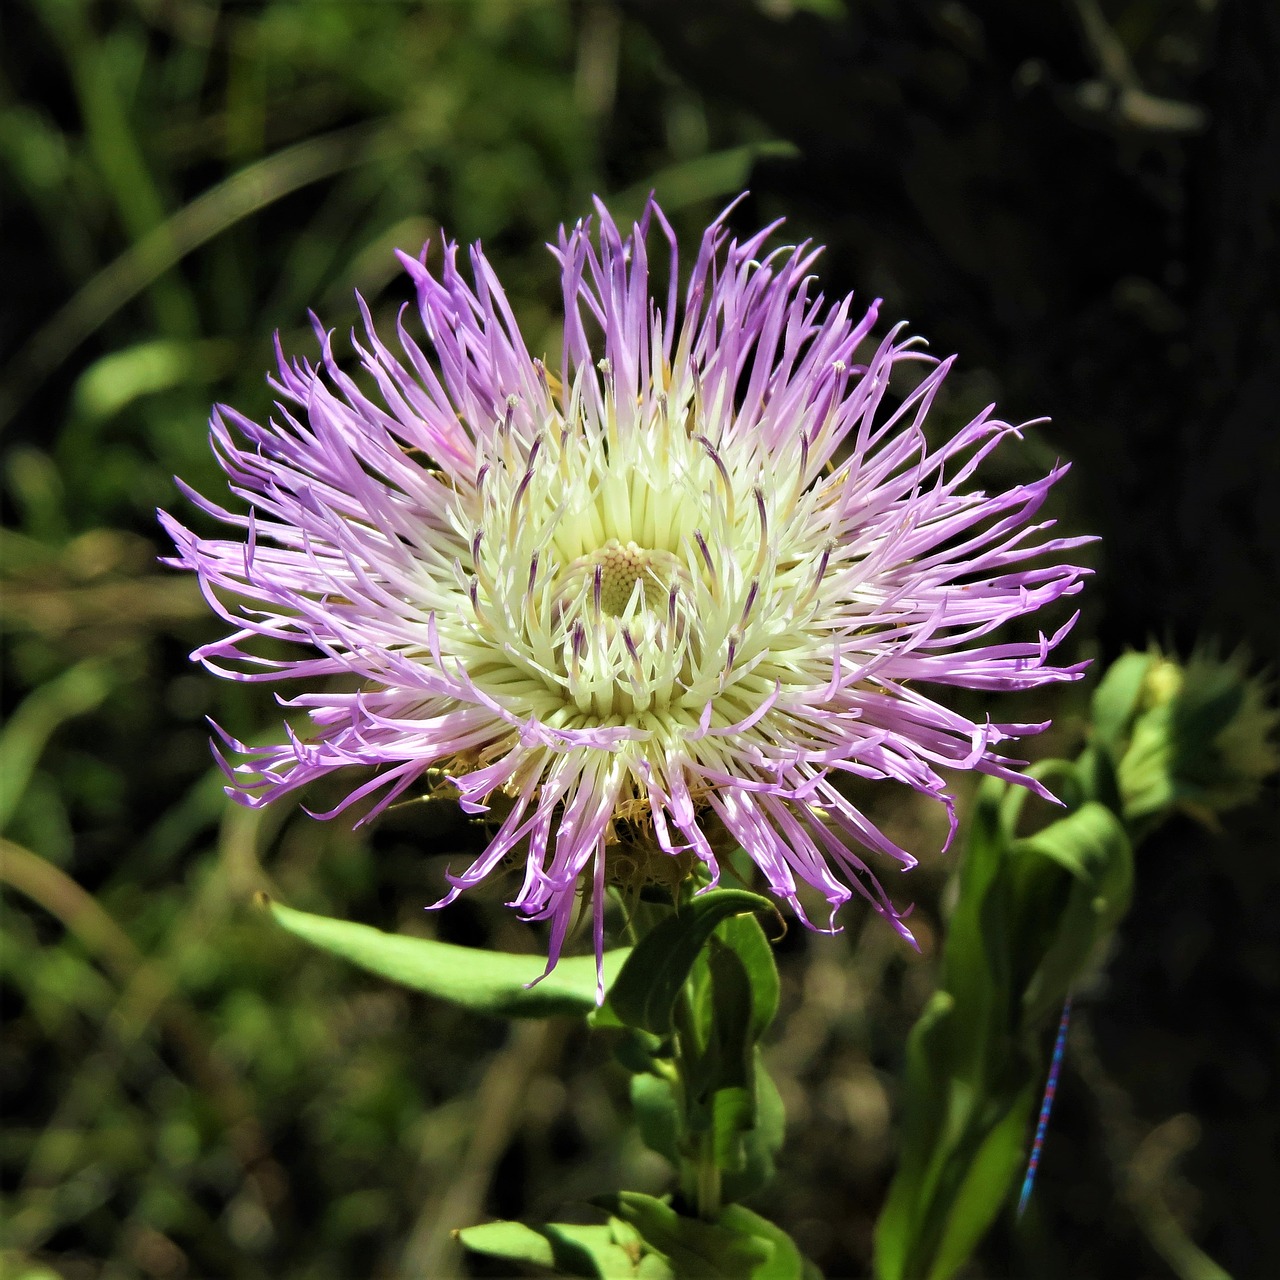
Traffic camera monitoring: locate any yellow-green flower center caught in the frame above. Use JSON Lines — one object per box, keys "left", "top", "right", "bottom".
{"left": 448, "top": 380, "right": 835, "bottom": 733}
{"left": 556, "top": 539, "right": 683, "bottom": 617}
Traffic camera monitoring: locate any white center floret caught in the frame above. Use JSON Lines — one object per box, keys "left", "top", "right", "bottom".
{"left": 445, "top": 373, "right": 837, "bottom": 736}
{"left": 558, "top": 539, "right": 679, "bottom": 617}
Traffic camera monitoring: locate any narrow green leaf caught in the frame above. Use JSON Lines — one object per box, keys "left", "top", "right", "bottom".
{"left": 72, "top": 337, "right": 236, "bottom": 420}
{"left": 923, "top": 1083, "right": 1037, "bottom": 1280}
{"left": 610, "top": 141, "right": 800, "bottom": 222}
{"left": 263, "top": 898, "right": 629, "bottom": 1019}
{"left": 602, "top": 889, "right": 774, "bottom": 1035}
{"left": 873, "top": 992, "right": 958, "bottom": 1280}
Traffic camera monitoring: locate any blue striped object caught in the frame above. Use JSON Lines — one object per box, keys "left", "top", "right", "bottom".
{"left": 1018, "top": 995, "right": 1073, "bottom": 1217}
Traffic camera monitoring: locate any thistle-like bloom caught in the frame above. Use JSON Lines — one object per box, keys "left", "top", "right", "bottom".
{"left": 163, "top": 197, "right": 1090, "bottom": 985}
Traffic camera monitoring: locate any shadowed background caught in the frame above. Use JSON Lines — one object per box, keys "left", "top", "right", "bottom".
{"left": 2, "top": 1, "right": 1277, "bottom": 1277}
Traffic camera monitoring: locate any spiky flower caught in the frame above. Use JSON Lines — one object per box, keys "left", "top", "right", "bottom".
{"left": 163, "top": 197, "right": 1090, "bottom": 985}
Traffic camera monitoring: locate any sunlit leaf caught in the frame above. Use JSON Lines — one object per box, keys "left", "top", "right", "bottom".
{"left": 263, "top": 898, "right": 629, "bottom": 1019}
{"left": 456, "top": 1218, "right": 673, "bottom": 1279}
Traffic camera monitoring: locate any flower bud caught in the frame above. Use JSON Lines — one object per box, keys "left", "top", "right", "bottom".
{"left": 1095, "top": 646, "right": 1278, "bottom": 827}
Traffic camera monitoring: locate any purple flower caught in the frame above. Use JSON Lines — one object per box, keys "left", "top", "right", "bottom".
{"left": 163, "top": 197, "right": 1090, "bottom": 989}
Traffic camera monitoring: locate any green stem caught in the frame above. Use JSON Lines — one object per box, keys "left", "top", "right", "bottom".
{"left": 694, "top": 1130, "right": 722, "bottom": 1221}
{"left": 672, "top": 983, "right": 721, "bottom": 1221}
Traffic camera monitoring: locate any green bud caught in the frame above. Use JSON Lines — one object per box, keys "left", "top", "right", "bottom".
{"left": 1099, "top": 646, "right": 1278, "bottom": 828}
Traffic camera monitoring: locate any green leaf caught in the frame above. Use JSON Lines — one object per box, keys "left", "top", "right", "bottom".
{"left": 1009, "top": 803, "right": 1133, "bottom": 1023}
{"left": 722, "top": 1052, "right": 786, "bottom": 1203}
{"left": 611, "top": 141, "right": 800, "bottom": 222}
{"left": 598, "top": 1193, "right": 793, "bottom": 1280}
{"left": 631, "top": 1071, "right": 681, "bottom": 1167}
{"left": 262, "top": 898, "right": 629, "bottom": 1019}
{"left": 456, "top": 1218, "right": 673, "bottom": 1278}
{"left": 920, "top": 1082, "right": 1038, "bottom": 1280}
{"left": 712, "top": 912, "right": 781, "bottom": 1041}
{"left": 872, "top": 993, "right": 960, "bottom": 1280}
{"left": 601, "top": 889, "right": 774, "bottom": 1035}
{"left": 694, "top": 939, "right": 757, "bottom": 1173}
{"left": 630, "top": 1050, "right": 785, "bottom": 1202}
{"left": 717, "top": 1205, "right": 814, "bottom": 1280}
{"left": 71, "top": 337, "right": 236, "bottom": 420}
{"left": 875, "top": 794, "right": 1134, "bottom": 1280}
{"left": 700, "top": 937, "right": 756, "bottom": 1079}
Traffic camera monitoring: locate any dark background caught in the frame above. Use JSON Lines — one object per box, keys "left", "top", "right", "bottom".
{"left": 2, "top": 1, "right": 1277, "bottom": 1276}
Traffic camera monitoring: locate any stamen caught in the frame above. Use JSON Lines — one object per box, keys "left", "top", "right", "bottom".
{"left": 796, "top": 541, "right": 835, "bottom": 613}
{"left": 470, "top": 530, "right": 495, "bottom": 596}
{"left": 512, "top": 466, "right": 535, "bottom": 512}
{"left": 751, "top": 486, "right": 770, "bottom": 577}
{"left": 567, "top": 620, "right": 585, "bottom": 684}
{"left": 621, "top": 626, "right": 648, "bottom": 708}
{"left": 695, "top": 434, "right": 736, "bottom": 527}
{"left": 509, "top": 438, "right": 544, "bottom": 539}
{"left": 622, "top": 627, "right": 642, "bottom": 667}
{"left": 693, "top": 530, "right": 716, "bottom": 579}
{"left": 720, "top": 628, "right": 742, "bottom": 691}
{"left": 467, "top": 575, "right": 495, "bottom": 630}
{"left": 815, "top": 542, "right": 832, "bottom": 584}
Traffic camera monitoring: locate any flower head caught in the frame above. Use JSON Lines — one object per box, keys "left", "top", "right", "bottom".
{"left": 163, "top": 197, "right": 1091, "bottom": 989}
